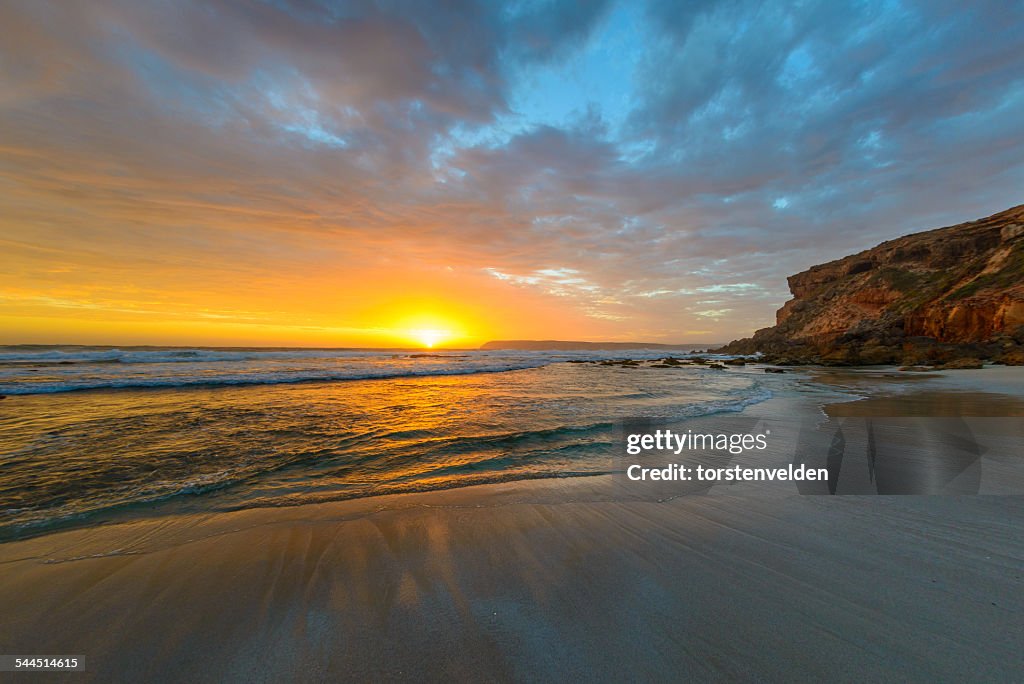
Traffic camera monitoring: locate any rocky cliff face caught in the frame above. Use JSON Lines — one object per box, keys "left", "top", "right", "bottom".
{"left": 719, "top": 204, "right": 1024, "bottom": 365}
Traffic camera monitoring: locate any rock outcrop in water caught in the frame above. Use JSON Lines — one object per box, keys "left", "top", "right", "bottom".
{"left": 718, "top": 204, "right": 1024, "bottom": 365}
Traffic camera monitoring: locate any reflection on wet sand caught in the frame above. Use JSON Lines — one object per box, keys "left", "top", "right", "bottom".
{"left": 826, "top": 390, "right": 1024, "bottom": 417}
{"left": 801, "top": 390, "right": 1024, "bottom": 493}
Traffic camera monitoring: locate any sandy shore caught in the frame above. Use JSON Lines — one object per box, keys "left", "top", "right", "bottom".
{"left": 2, "top": 369, "right": 1023, "bottom": 682}
{"left": 2, "top": 477, "right": 1022, "bottom": 682}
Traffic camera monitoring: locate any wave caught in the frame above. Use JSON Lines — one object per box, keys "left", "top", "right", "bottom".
{"left": 0, "top": 364, "right": 778, "bottom": 543}
{"left": 0, "top": 362, "right": 553, "bottom": 395}
{"left": 693, "top": 386, "right": 774, "bottom": 416}
{"left": 0, "top": 347, "right": 736, "bottom": 395}
{"left": 0, "top": 348, "right": 434, "bottom": 364}
{"left": 0, "top": 388, "right": 774, "bottom": 540}
{"left": 0, "top": 346, "right": 720, "bottom": 365}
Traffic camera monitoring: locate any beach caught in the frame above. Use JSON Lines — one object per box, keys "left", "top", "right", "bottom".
{"left": 2, "top": 476, "right": 1022, "bottom": 682}
{"left": 2, "top": 364, "right": 1023, "bottom": 682}
{"left": 5, "top": 2, "right": 1024, "bottom": 679}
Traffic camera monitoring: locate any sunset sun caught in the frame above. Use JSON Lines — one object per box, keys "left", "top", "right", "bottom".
{"left": 396, "top": 311, "right": 461, "bottom": 348}
{"left": 411, "top": 328, "right": 449, "bottom": 348}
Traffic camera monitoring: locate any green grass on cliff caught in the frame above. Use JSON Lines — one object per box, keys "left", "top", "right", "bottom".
{"left": 868, "top": 267, "right": 950, "bottom": 314}
{"left": 945, "top": 243, "right": 1024, "bottom": 300}
{"left": 870, "top": 266, "right": 937, "bottom": 293}
{"left": 862, "top": 241, "right": 1023, "bottom": 310}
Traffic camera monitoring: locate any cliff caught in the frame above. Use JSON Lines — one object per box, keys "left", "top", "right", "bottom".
{"left": 718, "top": 204, "right": 1024, "bottom": 365}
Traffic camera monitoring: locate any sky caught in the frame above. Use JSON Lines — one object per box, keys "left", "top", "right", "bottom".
{"left": 2, "top": 0, "right": 1023, "bottom": 348}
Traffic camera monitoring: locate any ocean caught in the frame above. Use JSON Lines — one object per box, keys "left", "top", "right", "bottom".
{"left": 0, "top": 346, "right": 776, "bottom": 540}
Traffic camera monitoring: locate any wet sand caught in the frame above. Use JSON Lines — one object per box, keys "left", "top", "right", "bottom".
{"left": 814, "top": 365, "right": 1024, "bottom": 417}
{"left": 1, "top": 368, "right": 1023, "bottom": 682}
{"left": 1, "top": 478, "right": 1022, "bottom": 682}
{"left": 826, "top": 390, "right": 1024, "bottom": 416}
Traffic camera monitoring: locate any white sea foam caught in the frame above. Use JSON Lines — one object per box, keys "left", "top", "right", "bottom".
{"left": 0, "top": 347, "right": 731, "bottom": 395}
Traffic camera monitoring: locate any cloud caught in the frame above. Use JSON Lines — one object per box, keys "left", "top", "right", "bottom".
{"left": 1, "top": 0, "right": 1022, "bottom": 344}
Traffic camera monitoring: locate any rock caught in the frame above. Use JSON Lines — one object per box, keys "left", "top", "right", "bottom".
{"left": 998, "top": 349, "right": 1024, "bottom": 366}
{"left": 1010, "top": 325, "right": 1024, "bottom": 345}
{"left": 819, "top": 346, "right": 861, "bottom": 366}
{"left": 600, "top": 359, "right": 640, "bottom": 367}
{"left": 933, "top": 358, "right": 984, "bottom": 370}
{"left": 707, "top": 363, "right": 727, "bottom": 370}
{"left": 765, "top": 355, "right": 810, "bottom": 366}
{"left": 723, "top": 358, "right": 746, "bottom": 366}
{"left": 857, "top": 343, "right": 901, "bottom": 365}
{"left": 716, "top": 204, "right": 1024, "bottom": 365}
{"left": 763, "top": 367, "right": 786, "bottom": 373}
{"left": 898, "top": 366, "right": 933, "bottom": 372}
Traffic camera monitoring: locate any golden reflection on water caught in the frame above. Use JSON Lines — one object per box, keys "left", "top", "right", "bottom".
{"left": 1, "top": 363, "right": 746, "bottom": 536}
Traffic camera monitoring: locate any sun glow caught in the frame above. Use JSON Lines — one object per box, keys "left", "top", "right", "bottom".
{"left": 411, "top": 328, "right": 449, "bottom": 348}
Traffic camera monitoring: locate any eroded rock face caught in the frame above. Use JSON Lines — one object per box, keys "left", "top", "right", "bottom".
{"left": 718, "top": 204, "right": 1024, "bottom": 365}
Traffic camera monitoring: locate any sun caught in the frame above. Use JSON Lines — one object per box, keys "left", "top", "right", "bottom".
{"left": 394, "top": 311, "right": 462, "bottom": 348}
{"left": 411, "top": 328, "right": 449, "bottom": 348}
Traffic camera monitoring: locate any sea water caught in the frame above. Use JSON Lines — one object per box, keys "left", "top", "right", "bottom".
{"left": 0, "top": 346, "right": 776, "bottom": 539}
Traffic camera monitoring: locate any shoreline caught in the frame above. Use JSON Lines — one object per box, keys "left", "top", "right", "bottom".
{"left": 6, "top": 364, "right": 1024, "bottom": 543}
{"left": 0, "top": 360, "right": 785, "bottom": 543}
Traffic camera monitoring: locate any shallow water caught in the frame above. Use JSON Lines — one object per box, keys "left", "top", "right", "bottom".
{"left": 812, "top": 366, "right": 1024, "bottom": 416}
{"left": 0, "top": 348, "right": 775, "bottom": 539}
